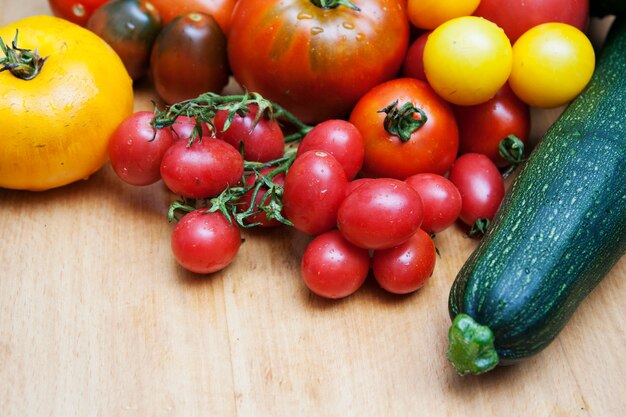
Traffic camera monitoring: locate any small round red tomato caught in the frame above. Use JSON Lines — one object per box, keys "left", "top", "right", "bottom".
{"left": 48, "top": 0, "right": 109, "bottom": 26}
{"left": 149, "top": 0, "right": 236, "bottom": 33}
{"left": 345, "top": 178, "right": 375, "bottom": 198}
{"left": 108, "top": 111, "right": 176, "bottom": 186}
{"left": 402, "top": 30, "right": 431, "bottom": 81}
{"left": 171, "top": 209, "right": 241, "bottom": 274}
{"left": 283, "top": 151, "right": 348, "bottom": 235}
{"left": 448, "top": 153, "right": 505, "bottom": 227}
{"left": 453, "top": 84, "right": 530, "bottom": 168}
{"left": 405, "top": 173, "right": 462, "bottom": 234}
{"left": 214, "top": 105, "right": 285, "bottom": 163}
{"left": 349, "top": 78, "right": 459, "bottom": 179}
{"left": 301, "top": 230, "right": 370, "bottom": 299}
{"left": 169, "top": 115, "right": 211, "bottom": 141}
{"left": 227, "top": 0, "right": 410, "bottom": 123}
{"left": 372, "top": 228, "right": 436, "bottom": 294}
{"left": 337, "top": 178, "right": 424, "bottom": 250}
{"left": 237, "top": 167, "right": 286, "bottom": 228}
{"left": 296, "top": 120, "right": 364, "bottom": 180}
{"left": 160, "top": 138, "right": 243, "bottom": 198}
{"left": 151, "top": 12, "right": 229, "bottom": 104}
{"left": 473, "top": 0, "right": 589, "bottom": 43}
{"left": 86, "top": 0, "right": 162, "bottom": 80}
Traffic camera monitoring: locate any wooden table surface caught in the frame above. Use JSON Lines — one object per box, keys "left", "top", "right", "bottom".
{"left": 1, "top": 2, "right": 624, "bottom": 416}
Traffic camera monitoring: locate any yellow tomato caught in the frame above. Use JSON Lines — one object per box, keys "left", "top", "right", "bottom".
{"left": 423, "top": 16, "right": 512, "bottom": 106}
{"left": 0, "top": 15, "right": 134, "bottom": 191}
{"left": 509, "top": 23, "right": 595, "bottom": 108}
{"left": 407, "top": 0, "right": 480, "bottom": 30}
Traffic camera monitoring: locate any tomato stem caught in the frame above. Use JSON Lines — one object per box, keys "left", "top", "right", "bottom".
{"left": 499, "top": 134, "right": 526, "bottom": 178}
{"left": 379, "top": 100, "right": 428, "bottom": 142}
{"left": 310, "top": 0, "right": 361, "bottom": 11}
{"left": 468, "top": 218, "right": 491, "bottom": 238}
{"left": 0, "top": 30, "right": 47, "bottom": 80}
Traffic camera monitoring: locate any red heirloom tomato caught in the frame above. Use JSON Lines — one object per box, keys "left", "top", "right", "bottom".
{"left": 473, "top": 0, "right": 589, "bottom": 43}
{"left": 405, "top": 173, "right": 461, "bottom": 234}
{"left": 227, "top": 0, "right": 410, "bottom": 124}
{"left": 301, "top": 230, "right": 370, "bottom": 299}
{"left": 48, "top": 0, "right": 109, "bottom": 26}
{"left": 87, "top": 0, "right": 163, "bottom": 80}
{"left": 372, "top": 228, "right": 436, "bottom": 294}
{"left": 108, "top": 111, "right": 176, "bottom": 186}
{"left": 349, "top": 78, "right": 459, "bottom": 179}
{"left": 448, "top": 153, "right": 505, "bottom": 228}
{"left": 149, "top": 0, "right": 236, "bottom": 33}
{"left": 296, "top": 119, "right": 364, "bottom": 180}
{"left": 453, "top": 84, "right": 530, "bottom": 168}
{"left": 171, "top": 210, "right": 241, "bottom": 274}
{"left": 283, "top": 151, "right": 348, "bottom": 235}
{"left": 214, "top": 105, "right": 285, "bottom": 163}
{"left": 151, "top": 12, "right": 229, "bottom": 104}
{"left": 337, "top": 178, "right": 424, "bottom": 250}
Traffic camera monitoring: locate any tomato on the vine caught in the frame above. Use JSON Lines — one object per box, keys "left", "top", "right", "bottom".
{"left": 453, "top": 84, "right": 530, "bottom": 167}
{"left": 372, "top": 228, "right": 436, "bottom": 294}
{"left": 301, "top": 230, "right": 370, "bottom": 299}
{"left": 48, "top": 0, "right": 109, "bottom": 26}
{"left": 237, "top": 168, "right": 286, "bottom": 228}
{"left": 349, "top": 77, "right": 458, "bottom": 179}
{"left": 171, "top": 210, "right": 241, "bottom": 274}
{"left": 227, "top": 0, "right": 410, "bottom": 123}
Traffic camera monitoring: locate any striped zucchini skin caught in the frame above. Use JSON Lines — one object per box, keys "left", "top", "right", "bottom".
{"left": 448, "top": 18, "right": 626, "bottom": 370}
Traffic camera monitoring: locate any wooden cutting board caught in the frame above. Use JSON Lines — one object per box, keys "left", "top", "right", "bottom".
{"left": 1, "top": 2, "right": 624, "bottom": 416}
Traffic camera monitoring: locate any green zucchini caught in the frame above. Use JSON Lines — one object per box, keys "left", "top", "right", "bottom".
{"left": 446, "top": 17, "right": 626, "bottom": 375}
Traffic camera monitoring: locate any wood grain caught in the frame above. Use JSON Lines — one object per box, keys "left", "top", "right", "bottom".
{"left": 1, "top": 2, "right": 624, "bottom": 416}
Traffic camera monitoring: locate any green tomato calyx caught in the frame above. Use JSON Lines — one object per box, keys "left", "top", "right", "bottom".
{"left": 0, "top": 30, "right": 47, "bottom": 80}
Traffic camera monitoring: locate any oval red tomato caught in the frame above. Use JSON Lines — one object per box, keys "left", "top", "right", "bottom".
{"left": 149, "top": 0, "right": 236, "bottom": 33}
{"left": 405, "top": 173, "right": 461, "bottom": 234}
{"left": 349, "top": 77, "right": 459, "bottom": 179}
{"left": 227, "top": 0, "right": 410, "bottom": 124}
{"left": 48, "top": 0, "right": 109, "bottom": 26}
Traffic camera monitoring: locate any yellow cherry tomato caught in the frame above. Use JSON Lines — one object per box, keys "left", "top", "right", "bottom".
{"left": 407, "top": 0, "right": 481, "bottom": 30}
{"left": 423, "top": 16, "right": 513, "bottom": 106}
{"left": 509, "top": 22, "right": 595, "bottom": 108}
{"left": 0, "top": 15, "right": 134, "bottom": 191}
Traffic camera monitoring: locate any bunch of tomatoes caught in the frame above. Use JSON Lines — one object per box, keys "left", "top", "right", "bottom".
{"left": 57, "top": 0, "right": 598, "bottom": 298}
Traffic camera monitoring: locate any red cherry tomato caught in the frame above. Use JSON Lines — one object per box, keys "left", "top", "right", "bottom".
{"left": 301, "top": 230, "right": 371, "bottom": 299}
{"left": 48, "top": 0, "right": 109, "bottom": 26}
{"left": 448, "top": 153, "right": 505, "bottom": 227}
{"left": 453, "top": 84, "right": 530, "bottom": 168}
{"left": 168, "top": 115, "right": 211, "bottom": 141}
{"left": 402, "top": 30, "right": 431, "bottom": 81}
{"left": 405, "top": 173, "right": 462, "bottom": 234}
{"left": 473, "top": 0, "right": 589, "bottom": 43}
{"left": 171, "top": 210, "right": 241, "bottom": 274}
{"left": 372, "top": 228, "right": 436, "bottom": 294}
{"left": 237, "top": 167, "right": 286, "bottom": 228}
{"left": 297, "top": 119, "right": 365, "bottom": 180}
{"left": 283, "top": 151, "right": 348, "bottom": 235}
{"left": 337, "top": 178, "right": 424, "bottom": 250}
{"left": 160, "top": 138, "right": 244, "bottom": 198}
{"left": 349, "top": 78, "right": 459, "bottom": 179}
{"left": 148, "top": 0, "right": 236, "bottom": 33}
{"left": 108, "top": 111, "right": 176, "bottom": 186}
{"left": 345, "top": 178, "right": 375, "bottom": 198}
{"left": 214, "top": 105, "right": 285, "bottom": 163}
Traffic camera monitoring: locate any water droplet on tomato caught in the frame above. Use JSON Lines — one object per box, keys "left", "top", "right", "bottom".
{"left": 297, "top": 12, "right": 313, "bottom": 20}
{"left": 342, "top": 22, "right": 354, "bottom": 30}
{"left": 310, "top": 27, "right": 324, "bottom": 35}
{"left": 72, "top": 3, "right": 86, "bottom": 17}
{"left": 356, "top": 33, "right": 366, "bottom": 41}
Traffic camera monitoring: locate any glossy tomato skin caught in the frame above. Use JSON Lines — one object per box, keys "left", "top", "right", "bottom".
{"left": 349, "top": 78, "right": 459, "bottom": 179}
{"left": 160, "top": 138, "right": 244, "bottom": 198}
{"left": 227, "top": 0, "right": 410, "bottom": 124}
{"left": 337, "top": 178, "right": 424, "bottom": 250}
{"left": 296, "top": 120, "right": 364, "bottom": 180}
{"left": 283, "top": 151, "right": 348, "bottom": 235}
{"left": 169, "top": 115, "right": 211, "bottom": 141}
{"left": 87, "top": 0, "right": 163, "bottom": 80}
{"left": 372, "top": 228, "right": 436, "bottom": 294}
{"left": 149, "top": 0, "right": 235, "bottom": 33}
{"left": 402, "top": 30, "right": 430, "bottom": 81}
{"left": 448, "top": 153, "right": 505, "bottom": 226}
{"left": 453, "top": 84, "right": 530, "bottom": 167}
{"left": 237, "top": 168, "right": 286, "bottom": 228}
{"left": 171, "top": 210, "right": 241, "bottom": 274}
{"left": 214, "top": 105, "right": 285, "bottom": 163}
{"left": 108, "top": 111, "right": 176, "bottom": 186}
{"left": 301, "top": 230, "right": 370, "bottom": 299}
{"left": 151, "top": 12, "right": 229, "bottom": 104}
{"left": 48, "top": 0, "right": 109, "bottom": 26}
{"left": 405, "top": 173, "right": 461, "bottom": 234}
{"left": 473, "top": 0, "right": 589, "bottom": 43}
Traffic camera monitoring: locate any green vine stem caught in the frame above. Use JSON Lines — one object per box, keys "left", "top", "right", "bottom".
{"left": 310, "top": 0, "right": 361, "bottom": 11}
{"left": 468, "top": 218, "right": 491, "bottom": 238}
{"left": 499, "top": 134, "right": 526, "bottom": 178}
{"left": 447, "top": 313, "right": 499, "bottom": 375}
{"left": 379, "top": 100, "right": 428, "bottom": 142}
{"left": 0, "top": 30, "right": 47, "bottom": 80}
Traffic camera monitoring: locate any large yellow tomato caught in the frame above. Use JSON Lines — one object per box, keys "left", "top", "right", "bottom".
{"left": 0, "top": 15, "right": 134, "bottom": 191}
